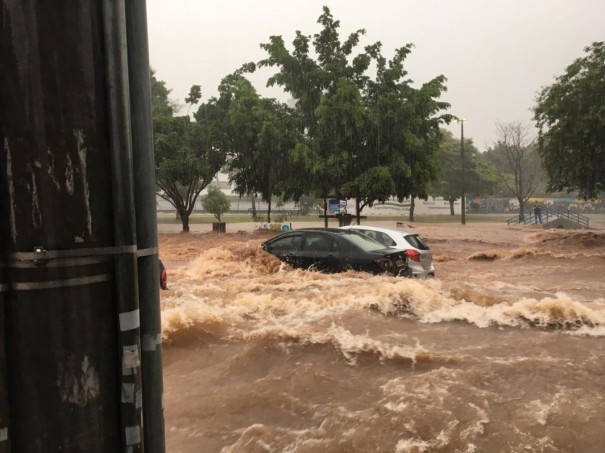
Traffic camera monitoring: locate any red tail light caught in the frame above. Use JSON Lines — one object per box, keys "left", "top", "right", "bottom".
{"left": 161, "top": 269, "right": 168, "bottom": 290}
{"left": 407, "top": 250, "right": 421, "bottom": 262}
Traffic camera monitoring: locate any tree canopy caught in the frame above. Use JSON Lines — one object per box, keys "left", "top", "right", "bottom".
{"left": 258, "top": 6, "right": 453, "bottom": 219}
{"left": 152, "top": 71, "right": 227, "bottom": 232}
{"left": 208, "top": 71, "right": 306, "bottom": 222}
{"left": 533, "top": 41, "right": 605, "bottom": 199}
{"left": 151, "top": 8, "right": 457, "bottom": 225}
{"left": 201, "top": 185, "right": 231, "bottom": 222}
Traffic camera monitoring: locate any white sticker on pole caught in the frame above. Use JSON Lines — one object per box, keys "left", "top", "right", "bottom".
{"left": 122, "top": 344, "right": 140, "bottom": 375}
{"left": 119, "top": 309, "right": 140, "bottom": 332}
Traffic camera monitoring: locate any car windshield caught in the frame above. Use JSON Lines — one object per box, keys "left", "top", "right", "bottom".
{"left": 404, "top": 234, "right": 429, "bottom": 250}
{"left": 341, "top": 231, "right": 386, "bottom": 252}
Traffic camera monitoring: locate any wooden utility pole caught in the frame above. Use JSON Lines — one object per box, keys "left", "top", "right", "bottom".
{"left": 0, "top": 1, "right": 164, "bottom": 451}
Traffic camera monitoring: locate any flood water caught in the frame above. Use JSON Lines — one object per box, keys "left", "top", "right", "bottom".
{"left": 158, "top": 221, "right": 605, "bottom": 452}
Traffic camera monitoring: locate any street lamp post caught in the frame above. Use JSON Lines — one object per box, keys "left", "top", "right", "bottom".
{"left": 459, "top": 118, "right": 467, "bottom": 225}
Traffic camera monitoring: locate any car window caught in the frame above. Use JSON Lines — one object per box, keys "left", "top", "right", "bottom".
{"left": 404, "top": 234, "right": 429, "bottom": 250}
{"left": 302, "top": 232, "right": 338, "bottom": 252}
{"left": 375, "top": 231, "right": 396, "bottom": 247}
{"left": 358, "top": 229, "right": 396, "bottom": 247}
{"left": 341, "top": 231, "right": 385, "bottom": 252}
{"left": 362, "top": 229, "right": 377, "bottom": 241}
{"left": 267, "top": 234, "right": 303, "bottom": 252}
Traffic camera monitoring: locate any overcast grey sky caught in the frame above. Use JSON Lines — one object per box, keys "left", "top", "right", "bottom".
{"left": 147, "top": 0, "right": 604, "bottom": 151}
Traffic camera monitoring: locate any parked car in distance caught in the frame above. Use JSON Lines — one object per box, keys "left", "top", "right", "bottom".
{"left": 340, "top": 225, "right": 435, "bottom": 277}
{"left": 261, "top": 228, "right": 410, "bottom": 277}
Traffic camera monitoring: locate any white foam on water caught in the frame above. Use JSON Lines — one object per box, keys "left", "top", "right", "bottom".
{"left": 460, "top": 403, "right": 489, "bottom": 440}
{"left": 395, "top": 438, "right": 431, "bottom": 453}
{"left": 220, "top": 422, "right": 333, "bottom": 453}
{"left": 162, "top": 270, "right": 605, "bottom": 349}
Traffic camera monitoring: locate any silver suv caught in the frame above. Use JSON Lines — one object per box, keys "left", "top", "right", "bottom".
{"left": 340, "top": 225, "right": 435, "bottom": 277}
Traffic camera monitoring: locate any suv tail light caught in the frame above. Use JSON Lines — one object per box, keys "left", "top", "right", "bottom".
{"left": 406, "top": 249, "right": 421, "bottom": 262}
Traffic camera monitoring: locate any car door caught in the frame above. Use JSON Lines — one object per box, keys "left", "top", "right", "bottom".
{"left": 264, "top": 233, "right": 304, "bottom": 268}
{"left": 299, "top": 232, "right": 340, "bottom": 272}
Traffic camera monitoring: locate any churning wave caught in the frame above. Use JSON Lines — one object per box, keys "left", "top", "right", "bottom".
{"left": 160, "top": 242, "right": 605, "bottom": 347}
{"left": 468, "top": 230, "right": 605, "bottom": 261}
{"left": 159, "top": 229, "right": 605, "bottom": 354}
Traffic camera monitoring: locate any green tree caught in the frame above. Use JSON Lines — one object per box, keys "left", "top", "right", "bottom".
{"left": 432, "top": 130, "right": 498, "bottom": 215}
{"left": 365, "top": 46, "right": 451, "bottom": 221}
{"left": 185, "top": 84, "right": 201, "bottom": 115}
{"left": 483, "top": 121, "right": 543, "bottom": 219}
{"left": 533, "top": 41, "right": 605, "bottom": 199}
{"left": 253, "top": 99, "right": 303, "bottom": 222}
{"left": 152, "top": 72, "right": 227, "bottom": 232}
{"left": 201, "top": 185, "right": 231, "bottom": 222}
{"left": 259, "top": 7, "right": 451, "bottom": 222}
{"left": 211, "top": 71, "right": 305, "bottom": 223}
{"left": 227, "top": 81, "right": 299, "bottom": 221}
{"left": 259, "top": 6, "right": 374, "bottom": 216}
{"left": 215, "top": 73, "right": 260, "bottom": 198}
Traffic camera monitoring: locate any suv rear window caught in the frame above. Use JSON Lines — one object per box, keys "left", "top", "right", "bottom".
{"left": 404, "top": 234, "right": 429, "bottom": 250}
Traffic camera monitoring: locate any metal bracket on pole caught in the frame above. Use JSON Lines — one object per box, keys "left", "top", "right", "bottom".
{"left": 32, "top": 246, "right": 47, "bottom": 266}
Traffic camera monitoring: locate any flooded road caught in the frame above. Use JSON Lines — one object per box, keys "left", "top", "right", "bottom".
{"left": 158, "top": 221, "right": 605, "bottom": 452}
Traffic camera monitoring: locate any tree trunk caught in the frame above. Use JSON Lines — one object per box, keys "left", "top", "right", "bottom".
{"left": 267, "top": 198, "right": 272, "bottom": 223}
{"left": 179, "top": 210, "right": 190, "bottom": 233}
{"left": 449, "top": 198, "right": 456, "bottom": 216}
{"left": 251, "top": 193, "right": 257, "bottom": 218}
{"left": 519, "top": 200, "right": 526, "bottom": 221}
{"left": 409, "top": 197, "right": 416, "bottom": 222}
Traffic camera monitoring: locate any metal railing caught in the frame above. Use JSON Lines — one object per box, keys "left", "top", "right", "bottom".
{"left": 506, "top": 206, "right": 590, "bottom": 228}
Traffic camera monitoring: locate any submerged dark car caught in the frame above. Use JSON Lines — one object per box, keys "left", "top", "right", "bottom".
{"left": 261, "top": 228, "right": 410, "bottom": 276}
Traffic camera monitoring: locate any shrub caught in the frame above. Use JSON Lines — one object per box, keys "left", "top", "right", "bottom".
{"left": 201, "top": 185, "right": 231, "bottom": 222}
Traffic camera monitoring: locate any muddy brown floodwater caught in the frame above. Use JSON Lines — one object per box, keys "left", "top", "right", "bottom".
{"left": 158, "top": 219, "right": 605, "bottom": 453}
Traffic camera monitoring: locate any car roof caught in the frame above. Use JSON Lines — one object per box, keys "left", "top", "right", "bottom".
{"left": 265, "top": 228, "right": 358, "bottom": 240}
{"left": 297, "top": 228, "right": 360, "bottom": 234}
{"left": 342, "top": 225, "right": 415, "bottom": 236}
